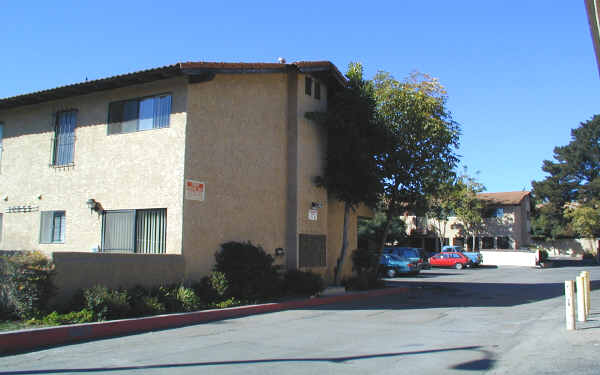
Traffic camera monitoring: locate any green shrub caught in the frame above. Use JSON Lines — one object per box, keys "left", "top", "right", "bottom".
{"left": 351, "top": 248, "right": 379, "bottom": 274}
{"left": 0, "top": 251, "right": 55, "bottom": 319}
{"left": 342, "top": 272, "right": 384, "bottom": 291}
{"left": 211, "top": 297, "right": 242, "bottom": 309}
{"left": 83, "top": 285, "right": 131, "bottom": 321}
{"left": 283, "top": 270, "right": 325, "bottom": 296}
{"left": 210, "top": 271, "right": 229, "bottom": 297}
{"left": 34, "top": 309, "right": 95, "bottom": 326}
{"left": 176, "top": 285, "right": 202, "bottom": 312}
{"left": 214, "top": 241, "right": 283, "bottom": 300}
{"left": 129, "top": 285, "right": 166, "bottom": 316}
{"left": 192, "top": 277, "right": 219, "bottom": 304}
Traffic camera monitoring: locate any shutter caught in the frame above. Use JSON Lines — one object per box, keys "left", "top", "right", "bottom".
{"left": 102, "top": 210, "right": 135, "bottom": 252}
{"left": 136, "top": 209, "right": 166, "bottom": 253}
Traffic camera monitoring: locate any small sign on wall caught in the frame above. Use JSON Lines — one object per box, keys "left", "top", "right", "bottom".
{"left": 185, "top": 180, "right": 205, "bottom": 201}
{"left": 308, "top": 209, "right": 318, "bottom": 221}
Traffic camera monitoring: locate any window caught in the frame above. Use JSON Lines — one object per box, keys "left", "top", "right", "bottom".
{"left": 314, "top": 81, "right": 321, "bottom": 99}
{"left": 497, "top": 236, "right": 510, "bottom": 249}
{"left": 53, "top": 110, "right": 77, "bottom": 166}
{"left": 40, "top": 211, "right": 66, "bottom": 243}
{"left": 108, "top": 94, "right": 171, "bottom": 135}
{"left": 484, "top": 207, "right": 504, "bottom": 218}
{"left": 305, "top": 77, "right": 312, "bottom": 96}
{"left": 102, "top": 208, "right": 166, "bottom": 253}
{"left": 299, "top": 234, "right": 326, "bottom": 267}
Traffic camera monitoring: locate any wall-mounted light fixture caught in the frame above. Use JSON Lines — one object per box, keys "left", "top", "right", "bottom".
{"left": 86, "top": 198, "right": 103, "bottom": 214}
{"left": 275, "top": 247, "right": 285, "bottom": 256}
{"left": 311, "top": 202, "right": 322, "bottom": 209}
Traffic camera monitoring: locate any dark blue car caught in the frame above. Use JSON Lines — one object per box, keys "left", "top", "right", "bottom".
{"left": 379, "top": 253, "right": 420, "bottom": 278}
{"left": 384, "top": 247, "right": 431, "bottom": 270}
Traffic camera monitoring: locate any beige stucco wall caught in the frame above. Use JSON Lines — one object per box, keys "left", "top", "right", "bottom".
{"left": 0, "top": 77, "right": 188, "bottom": 254}
{"left": 51, "top": 252, "right": 184, "bottom": 305}
{"left": 182, "top": 73, "right": 291, "bottom": 280}
{"left": 296, "top": 74, "right": 330, "bottom": 274}
{"left": 534, "top": 238, "right": 599, "bottom": 257}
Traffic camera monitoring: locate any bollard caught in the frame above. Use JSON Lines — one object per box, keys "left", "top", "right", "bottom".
{"left": 577, "top": 276, "right": 587, "bottom": 322}
{"left": 580, "top": 271, "right": 588, "bottom": 318}
{"left": 583, "top": 271, "right": 591, "bottom": 315}
{"left": 565, "top": 280, "right": 576, "bottom": 330}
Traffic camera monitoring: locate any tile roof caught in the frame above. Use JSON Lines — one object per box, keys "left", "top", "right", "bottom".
{"left": 0, "top": 61, "right": 346, "bottom": 110}
{"left": 477, "top": 191, "right": 530, "bottom": 205}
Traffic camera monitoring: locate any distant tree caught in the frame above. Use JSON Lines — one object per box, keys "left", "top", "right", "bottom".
{"left": 564, "top": 202, "right": 600, "bottom": 256}
{"left": 305, "top": 62, "right": 385, "bottom": 285}
{"left": 453, "top": 170, "right": 485, "bottom": 250}
{"left": 373, "top": 71, "right": 460, "bottom": 257}
{"left": 357, "top": 211, "right": 407, "bottom": 247}
{"left": 426, "top": 176, "right": 460, "bottom": 251}
{"left": 532, "top": 115, "right": 600, "bottom": 239}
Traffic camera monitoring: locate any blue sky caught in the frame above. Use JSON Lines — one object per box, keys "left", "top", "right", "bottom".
{"left": 1, "top": 1, "right": 598, "bottom": 193}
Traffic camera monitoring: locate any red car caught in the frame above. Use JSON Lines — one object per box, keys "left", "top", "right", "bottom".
{"left": 429, "top": 251, "right": 470, "bottom": 269}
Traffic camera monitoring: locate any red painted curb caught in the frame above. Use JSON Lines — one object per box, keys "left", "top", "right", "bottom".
{"left": 0, "top": 286, "right": 409, "bottom": 355}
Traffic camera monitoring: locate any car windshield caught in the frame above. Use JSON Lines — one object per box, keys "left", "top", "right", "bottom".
{"left": 401, "top": 249, "right": 420, "bottom": 258}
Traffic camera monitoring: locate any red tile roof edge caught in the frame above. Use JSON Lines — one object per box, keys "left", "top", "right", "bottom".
{"left": 476, "top": 191, "right": 531, "bottom": 205}
{"left": 0, "top": 61, "right": 347, "bottom": 110}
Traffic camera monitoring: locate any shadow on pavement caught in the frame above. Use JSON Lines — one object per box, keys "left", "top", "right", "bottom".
{"left": 0, "top": 346, "right": 485, "bottom": 374}
{"left": 308, "top": 280, "right": 600, "bottom": 311}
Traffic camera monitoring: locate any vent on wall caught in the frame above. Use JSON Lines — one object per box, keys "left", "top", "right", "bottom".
{"left": 299, "top": 234, "right": 326, "bottom": 268}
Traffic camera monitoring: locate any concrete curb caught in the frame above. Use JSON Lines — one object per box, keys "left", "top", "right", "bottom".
{"left": 0, "top": 286, "right": 409, "bottom": 355}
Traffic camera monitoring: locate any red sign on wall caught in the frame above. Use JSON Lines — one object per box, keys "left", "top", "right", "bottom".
{"left": 185, "top": 180, "right": 205, "bottom": 201}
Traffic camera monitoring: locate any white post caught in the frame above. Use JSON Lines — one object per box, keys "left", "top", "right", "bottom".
{"left": 565, "top": 280, "right": 576, "bottom": 330}
{"left": 583, "top": 271, "right": 591, "bottom": 315}
{"left": 577, "top": 276, "right": 587, "bottom": 322}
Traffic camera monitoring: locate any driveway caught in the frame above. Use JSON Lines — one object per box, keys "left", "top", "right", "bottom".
{"left": 2, "top": 266, "right": 599, "bottom": 375}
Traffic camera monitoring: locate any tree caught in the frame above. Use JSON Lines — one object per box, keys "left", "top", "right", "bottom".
{"left": 305, "top": 63, "right": 385, "bottom": 285}
{"left": 426, "top": 177, "right": 460, "bottom": 251}
{"left": 532, "top": 115, "right": 600, "bottom": 239}
{"left": 453, "top": 171, "right": 485, "bottom": 250}
{"left": 373, "top": 71, "right": 460, "bottom": 257}
{"left": 358, "top": 211, "right": 407, "bottom": 248}
{"left": 564, "top": 202, "right": 600, "bottom": 256}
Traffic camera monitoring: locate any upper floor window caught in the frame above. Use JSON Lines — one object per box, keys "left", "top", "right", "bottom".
{"left": 108, "top": 94, "right": 171, "bottom": 135}
{"left": 40, "top": 211, "right": 66, "bottom": 244}
{"left": 305, "top": 77, "right": 312, "bottom": 96}
{"left": 53, "top": 110, "right": 77, "bottom": 166}
{"left": 314, "top": 81, "right": 321, "bottom": 100}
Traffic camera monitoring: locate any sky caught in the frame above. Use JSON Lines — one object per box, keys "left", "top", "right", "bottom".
{"left": 0, "top": 1, "right": 598, "bottom": 193}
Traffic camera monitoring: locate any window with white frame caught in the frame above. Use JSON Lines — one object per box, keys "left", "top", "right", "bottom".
{"left": 40, "top": 211, "right": 66, "bottom": 243}
{"left": 102, "top": 208, "right": 166, "bottom": 253}
{"left": 108, "top": 94, "right": 171, "bottom": 135}
{"left": 53, "top": 110, "right": 77, "bottom": 166}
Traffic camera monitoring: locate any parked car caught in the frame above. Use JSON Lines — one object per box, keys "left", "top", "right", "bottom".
{"left": 383, "top": 247, "right": 430, "bottom": 270}
{"left": 379, "top": 253, "right": 420, "bottom": 277}
{"left": 429, "top": 251, "right": 471, "bottom": 269}
{"left": 441, "top": 245, "right": 483, "bottom": 266}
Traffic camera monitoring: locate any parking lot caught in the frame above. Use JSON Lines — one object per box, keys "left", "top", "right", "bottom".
{"left": 2, "top": 265, "right": 600, "bottom": 375}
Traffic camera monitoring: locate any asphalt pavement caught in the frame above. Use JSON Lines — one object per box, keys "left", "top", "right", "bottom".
{"left": 2, "top": 265, "right": 599, "bottom": 375}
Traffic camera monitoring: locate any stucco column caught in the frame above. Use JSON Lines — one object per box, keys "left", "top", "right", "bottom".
{"left": 285, "top": 69, "right": 299, "bottom": 270}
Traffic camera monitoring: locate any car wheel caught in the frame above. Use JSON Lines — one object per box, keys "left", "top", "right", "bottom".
{"left": 386, "top": 268, "right": 396, "bottom": 278}
{"left": 455, "top": 263, "right": 464, "bottom": 270}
